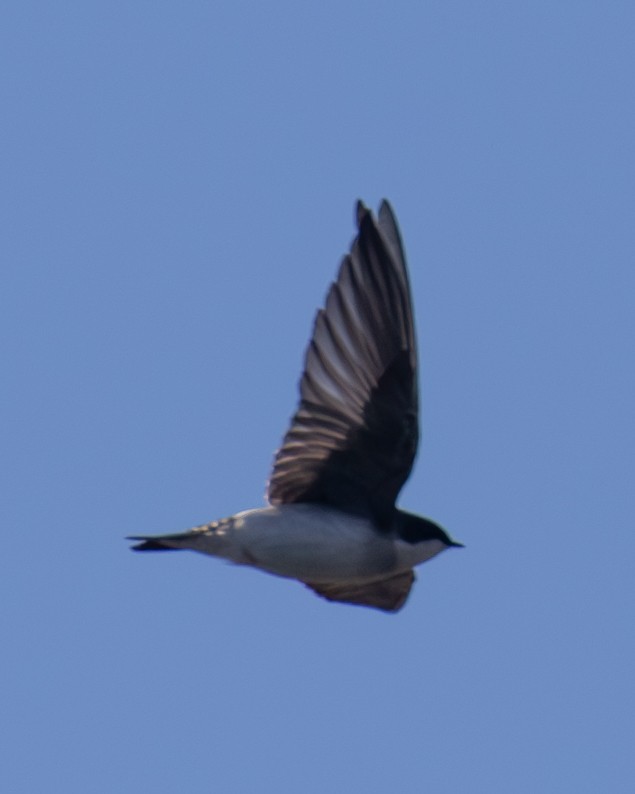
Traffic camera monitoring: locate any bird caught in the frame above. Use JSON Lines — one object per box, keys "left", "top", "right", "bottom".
{"left": 129, "top": 200, "right": 463, "bottom": 612}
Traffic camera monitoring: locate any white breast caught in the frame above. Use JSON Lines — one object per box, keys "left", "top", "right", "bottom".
{"left": 218, "top": 504, "right": 398, "bottom": 583}
{"left": 393, "top": 537, "right": 447, "bottom": 569}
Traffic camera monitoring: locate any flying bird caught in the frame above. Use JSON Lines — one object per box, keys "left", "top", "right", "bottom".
{"left": 129, "top": 200, "right": 462, "bottom": 612}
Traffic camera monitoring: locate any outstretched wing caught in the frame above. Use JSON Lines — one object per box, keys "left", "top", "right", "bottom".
{"left": 267, "top": 200, "right": 419, "bottom": 528}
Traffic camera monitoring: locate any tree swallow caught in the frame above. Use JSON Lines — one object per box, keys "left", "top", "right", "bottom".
{"left": 129, "top": 200, "right": 463, "bottom": 612}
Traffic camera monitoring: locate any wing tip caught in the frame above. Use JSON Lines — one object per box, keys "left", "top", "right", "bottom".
{"left": 355, "top": 199, "right": 369, "bottom": 226}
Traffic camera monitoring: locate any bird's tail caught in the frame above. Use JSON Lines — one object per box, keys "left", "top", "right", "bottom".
{"left": 127, "top": 533, "right": 188, "bottom": 551}
{"left": 127, "top": 520, "right": 225, "bottom": 553}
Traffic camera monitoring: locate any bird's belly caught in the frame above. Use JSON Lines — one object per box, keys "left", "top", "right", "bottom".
{"left": 226, "top": 505, "right": 397, "bottom": 583}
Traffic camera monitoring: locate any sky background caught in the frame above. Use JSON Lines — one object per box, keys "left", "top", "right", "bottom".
{"left": 2, "top": 2, "right": 634, "bottom": 791}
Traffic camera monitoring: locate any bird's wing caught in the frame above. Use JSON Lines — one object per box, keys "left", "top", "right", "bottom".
{"left": 267, "top": 200, "right": 419, "bottom": 528}
{"left": 304, "top": 570, "right": 415, "bottom": 612}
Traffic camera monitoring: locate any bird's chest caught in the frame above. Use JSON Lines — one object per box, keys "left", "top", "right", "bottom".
{"left": 228, "top": 505, "right": 397, "bottom": 582}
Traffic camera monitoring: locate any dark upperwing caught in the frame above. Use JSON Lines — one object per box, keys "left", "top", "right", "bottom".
{"left": 267, "top": 200, "right": 419, "bottom": 529}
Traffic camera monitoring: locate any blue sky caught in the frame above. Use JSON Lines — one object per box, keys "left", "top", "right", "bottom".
{"left": 2, "top": 2, "right": 634, "bottom": 791}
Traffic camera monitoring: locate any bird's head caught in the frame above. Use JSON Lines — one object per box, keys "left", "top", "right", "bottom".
{"left": 397, "top": 511, "right": 464, "bottom": 548}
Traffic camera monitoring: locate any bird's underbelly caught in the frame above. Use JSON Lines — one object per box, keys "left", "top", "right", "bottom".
{"left": 212, "top": 505, "right": 399, "bottom": 583}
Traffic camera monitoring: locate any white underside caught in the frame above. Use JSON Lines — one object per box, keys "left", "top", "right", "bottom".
{"left": 178, "top": 504, "right": 447, "bottom": 584}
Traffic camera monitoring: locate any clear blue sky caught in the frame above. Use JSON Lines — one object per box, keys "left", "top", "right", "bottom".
{"left": 2, "top": 2, "right": 634, "bottom": 791}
